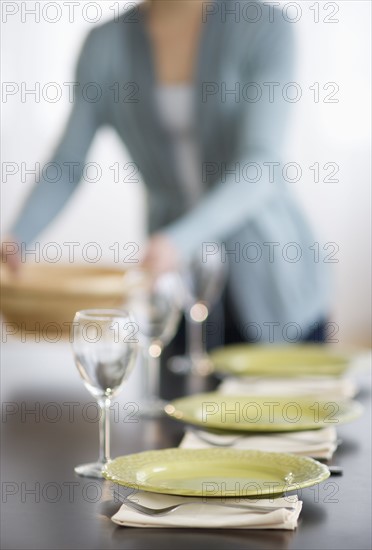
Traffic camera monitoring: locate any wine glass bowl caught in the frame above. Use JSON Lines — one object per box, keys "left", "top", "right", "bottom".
{"left": 169, "top": 252, "right": 227, "bottom": 376}
{"left": 72, "top": 309, "right": 138, "bottom": 478}
{"left": 122, "top": 270, "right": 183, "bottom": 417}
{"left": 183, "top": 253, "right": 226, "bottom": 310}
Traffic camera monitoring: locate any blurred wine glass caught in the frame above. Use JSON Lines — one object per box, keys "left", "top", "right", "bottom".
{"left": 72, "top": 309, "right": 138, "bottom": 478}
{"left": 169, "top": 251, "right": 227, "bottom": 376}
{"left": 123, "top": 270, "right": 183, "bottom": 417}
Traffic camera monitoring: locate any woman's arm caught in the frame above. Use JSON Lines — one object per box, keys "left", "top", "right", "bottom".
{"left": 163, "top": 17, "right": 295, "bottom": 260}
{"left": 10, "top": 29, "right": 105, "bottom": 246}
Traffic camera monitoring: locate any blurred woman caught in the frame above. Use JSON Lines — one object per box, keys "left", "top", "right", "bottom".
{"left": 3, "top": 0, "right": 329, "bottom": 343}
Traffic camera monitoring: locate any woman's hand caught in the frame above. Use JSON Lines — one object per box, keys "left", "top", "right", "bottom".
{"left": 1, "top": 237, "right": 21, "bottom": 274}
{"left": 141, "top": 233, "right": 181, "bottom": 276}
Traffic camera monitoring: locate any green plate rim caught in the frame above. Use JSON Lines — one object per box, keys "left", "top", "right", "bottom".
{"left": 103, "top": 447, "right": 330, "bottom": 497}
{"left": 210, "top": 344, "right": 351, "bottom": 377}
{"left": 165, "top": 392, "right": 363, "bottom": 432}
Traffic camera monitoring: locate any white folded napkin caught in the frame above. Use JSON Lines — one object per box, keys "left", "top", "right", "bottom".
{"left": 111, "top": 491, "right": 302, "bottom": 530}
{"left": 218, "top": 376, "right": 357, "bottom": 399}
{"left": 180, "top": 426, "right": 338, "bottom": 460}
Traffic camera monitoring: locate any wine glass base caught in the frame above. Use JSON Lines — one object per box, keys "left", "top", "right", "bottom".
{"left": 139, "top": 398, "right": 168, "bottom": 419}
{"left": 74, "top": 461, "right": 108, "bottom": 479}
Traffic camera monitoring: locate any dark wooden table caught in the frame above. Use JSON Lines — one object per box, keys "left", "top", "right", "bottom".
{"left": 1, "top": 360, "right": 371, "bottom": 550}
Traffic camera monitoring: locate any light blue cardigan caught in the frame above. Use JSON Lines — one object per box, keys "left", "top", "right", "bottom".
{"left": 11, "top": 1, "right": 329, "bottom": 341}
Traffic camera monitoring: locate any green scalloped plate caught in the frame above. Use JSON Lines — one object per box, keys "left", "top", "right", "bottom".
{"left": 103, "top": 448, "right": 330, "bottom": 497}
{"left": 165, "top": 393, "right": 363, "bottom": 432}
{"left": 210, "top": 344, "right": 350, "bottom": 377}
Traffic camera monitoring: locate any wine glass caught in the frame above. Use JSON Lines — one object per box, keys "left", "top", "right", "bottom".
{"left": 169, "top": 251, "right": 227, "bottom": 375}
{"left": 123, "top": 270, "right": 183, "bottom": 417}
{"left": 72, "top": 309, "right": 138, "bottom": 478}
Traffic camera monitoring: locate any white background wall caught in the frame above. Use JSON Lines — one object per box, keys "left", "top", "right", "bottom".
{"left": 1, "top": 0, "right": 371, "bottom": 347}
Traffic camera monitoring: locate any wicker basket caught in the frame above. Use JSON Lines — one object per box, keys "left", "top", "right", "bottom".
{"left": 1, "top": 263, "right": 128, "bottom": 339}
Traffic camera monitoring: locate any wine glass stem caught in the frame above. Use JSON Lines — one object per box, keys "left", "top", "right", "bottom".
{"left": 147, "top": 350, "right": 161, "bottom": 402}
{"left": 186, "top": 315, "right": 205, "bottom": 359}
{"left": 98, "top": 398, "right": 111, "bottom": 464}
